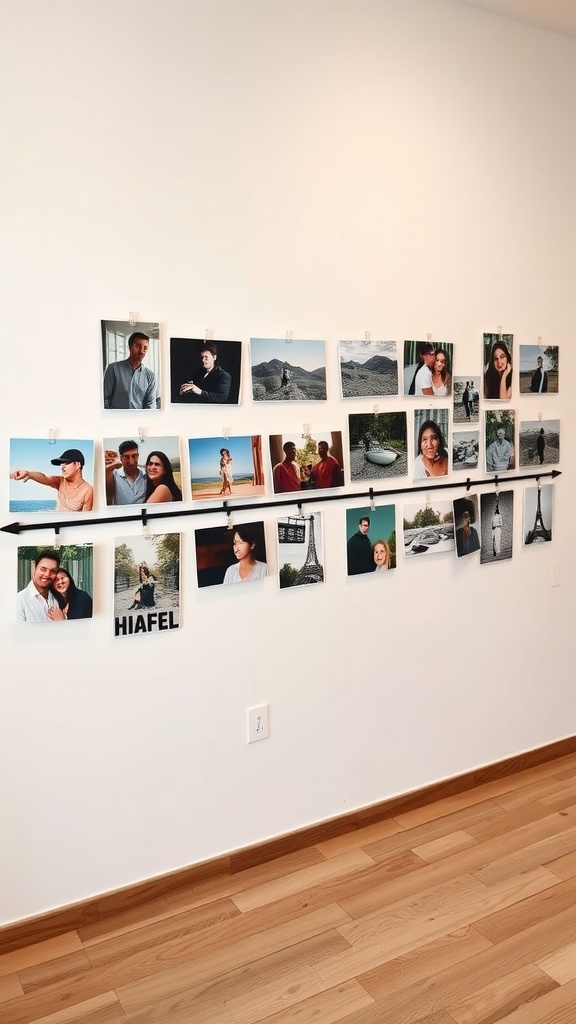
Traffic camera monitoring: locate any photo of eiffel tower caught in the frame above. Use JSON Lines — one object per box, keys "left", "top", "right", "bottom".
{"left": 525, "top": 485, "right": 552, "bottom": 544}
{"left": 278, "top": 514, "right": 324, "bottom": 588}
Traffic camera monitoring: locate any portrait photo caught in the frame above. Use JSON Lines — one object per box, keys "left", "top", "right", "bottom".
{"left": 403, "top": 340, "right": 454, "bottom": 397}
{"left": 104, "top": 435, "right": 183, "bottom": 506}
{"left": 339, "top": 340, "right": 398, "bottom": 398}
{"left": 189, "top": 435, "right": 264, "bottom": 501}
{"left": 413, "top": 409, "right": 450, "bottom": 480}
{"left": 170, "top": 338, "right": 242, "bottom": 405}
{"left": 483, "top": 332, "right": 513, "bottom": 401}
{"left": 453, "top": 376, "right": 480, "bottom": 425}
{"left": 195, "top": 521, "right": 268, "bottom": 588}
{"left": 277, "top": 513, "right": 324, "bottom": 589}
{"left": 403, "top": 500, "right": 455, "bottom": 558}
{"left": 452, "top": 430, "right": 479, "bottom": 472}
{"left": 269, "top": 432, "right": 344, "bottom": 494}
{"left": 453, "top": 495, "right": 480, "bottom": 558}
{"left": 519, "top": 345, "right": 558, "bottom": 395}
{"left": 485, "top": 410, "right": 515, "bottom": 473}
{"left": 480, "top": 490, "right": 513, "bottom": 564}
{"left": 348, "top": 412, "right": 407, "bottom": 482}
{"left": 17, "top": 544, "right": 93, "bottom": 623}
{"left": 345, "top": 504, "right": 396, "bottom": 576}
{"left": 524, "top": 484, "right": 553, "bottom": 544}
{"left": 250, "top": 338, "right": 327, "bottom": 402}
{"left": 518, "top": 419, "right": 560, "bottom": 468}
{"left": 114, "top": 533, "right": 180, "bottom": 637}
{"left": 102, "top": 319, "right": 160, "bottom": 410}
{"left": 10, "top": 438, "right": 95, "bottom": 513}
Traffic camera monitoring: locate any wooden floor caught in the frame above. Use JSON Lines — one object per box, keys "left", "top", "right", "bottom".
{"left": 2, "top": 752, "right": 576, "bottom": 1024}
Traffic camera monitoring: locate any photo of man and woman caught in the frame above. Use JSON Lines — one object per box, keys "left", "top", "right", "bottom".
{"left": 10, "top": 438, "right": 95, "bottom": 513}
{"left": 17, "top": 544, "right": 93, "bottom": 622}
{"left": 189, "top": 435, "right": 265, "bottom": 501}
{"left": 346, "top": 504, "right": 396, "bottom": 576}
{"left": 453, "top": 377, "right": 480, "bottom": 424}
{"left": 480, "top": 491, "right": 513, "bottom": 563}
{"left": 519, "top": 345, "right": 558, "bottom": 395}
{"left": 339, "top": 340, "right": 398, "bottom": 398}
{"left": 104, "top": 436, "right": 182, "bottom": 505}
{"left": 277, "top": 513, "right": 324, "bottom": 588}
{"left": 453, "top": 496, "right": 480, "bottom": 558}
{"left": 195, "top": 521, "right": 268, "bottom": 588}
{"left": 170, "top": 338, "right": 242, "bottom": 405}
{"left": 269, "top": 433, "right": 344, "bottom": 494}
{"left": 403, "top": 500, "right": 455, "bottom": 558}
{"left": 483, "top": 333, "right": 513, "bottom": 401}
{"left": 250, "top": 338, "right": 327, "bottom": 401}
{"left": 403, "top": 341, "right": 454, "bottom": 397}
{"left": 114, "top": 533, "right": 180, "bottom": 637}
{"left": 348, "top": 412, "right": 408, "bottom": 481}
{"left": 102, "top": 320, "right": 161, "bottom": 410}
{"left": 413, "top": 410, "right": 450, "bottom": 479}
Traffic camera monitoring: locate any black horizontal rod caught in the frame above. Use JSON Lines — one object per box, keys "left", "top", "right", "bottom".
{"left": 1, "top": 469, "right": 560, "bottom": 535}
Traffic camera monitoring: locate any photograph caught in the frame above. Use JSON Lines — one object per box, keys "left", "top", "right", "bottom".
{"left": 453, "top": 495, "right": 480, "bottom": 557}
{"left": 452, "top": 430, "right": 479, "bottom": 472}
{"left": 453, "top": 376, "right": 480, "bottom": 425}
{"left": 483, "top": 332, "right": 513, "bottom": 401}
{"left": 518, "top": 419, "right": 560, "bottom": 468}
{"left": 346, "top": 504, "right": 396, "bottom": 576}
{"left": 519, "top": 345, "right": 558, "bottom": 395}
{"left": 17, "top": 544, "right": 93, "bottom": 623}
{"left": 524, "top": 484, "right": 553, "bottom": 544}
{"left": 413, "top": 409, "right": 450, "bottom": 479}
{"left": 250, "top": 338, "right": 327, "bottom": 401}
{"left": 277, "top": 513, "right": 324, "bottom": 588}
{"left": 10, "top": 438, "right": 95, "bottom": 513}
{"left": 170, "top": 338, "right": 242, "bottom": 405}
{"left": 348, "top": 412, "right": 408, "bottom": 482}
{"left": 480, "top": 491, "right": 514, "bottom": 563}
{"left": 269, "top": 432, "right": 344, "bottom": 494}
{"left": 102, "top": 319, "right": 161, "bottom": 410}
{"left": 195, "top": 521, "right": 268, "bottom": 588}
{"left": 403, "top": 500, "right": 455, "bottom": 558}
{"left": 189, "top": 435, "right": 264, "bottom": 501}
{"left": 485, "top": 410, "right": 515, "bottom": 473}
{"left": 339, "top": 340, "right": 398, "bottom": 398}
{"left": 104, "top": 435, "right": 183, "bottom": 506}
{"left": 114, "top": 533, "right": 180, "bottom": 637}
{"left": 403, "top": 340, "right": 454, "bottom": 397}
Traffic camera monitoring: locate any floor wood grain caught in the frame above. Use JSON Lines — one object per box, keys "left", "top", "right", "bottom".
{"left": 3, "top": 751, "right": 576, "bottom": 1024}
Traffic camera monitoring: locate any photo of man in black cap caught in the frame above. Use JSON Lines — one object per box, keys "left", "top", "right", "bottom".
{"left": 10, "top": 446, "right": 94, "bottom": 511}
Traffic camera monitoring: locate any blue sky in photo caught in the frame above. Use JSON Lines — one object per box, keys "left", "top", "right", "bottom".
{"left": 10, "top": 438, "right": 95, "bottom": 502}
{"left": 250, "top": 338, "right": 325, "bottom": 372}
{"left": 188, "top": 435, "right": 255, "bottom": 480}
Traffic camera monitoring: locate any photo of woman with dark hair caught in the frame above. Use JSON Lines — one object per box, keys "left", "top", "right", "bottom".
{"left": 223, "top": 526, "right": 268, "bottom": 584}
{"left": 484, "top": 335, "right": 513, "bottom": 400}
{"left": 145, "top": 451, "right": 183, "bottom": 503}
{"left": 431, "top": 348, "right": 452, "bottom": 396}
{"left": 414, "top": 419, "right": 449, "bottom": 478}
{"left": 49, "top": 567, "right": 93, "bottom": 620}
{"left": 128, "top": 563, "right": 156, "bottom": 610}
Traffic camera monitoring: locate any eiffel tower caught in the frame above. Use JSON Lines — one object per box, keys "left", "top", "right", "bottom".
{"left": 525, "top": 487, "right": 551, "bottom": 544}
{"left": 295, "top": 515, "right": 324, "bottom": 584}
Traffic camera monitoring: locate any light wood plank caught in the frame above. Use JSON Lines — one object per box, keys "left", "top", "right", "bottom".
{"left": 0, "top": 934, "right": 82, "bottom": 980}
{"left": 0, "top": 973, "right": 24, "bottom": 1002}
{"left": 473, "top": 874, "right": 576, "bottom": 945}
{"left": 230, "top": 850, "right": 374, "bottom": 913}
{"left": 413, "top": 830, "right": 478, "bottom": 863}
{"left": 545, "top": 848, "right": 576, "bottom": 880}
{"left": 536, "top": 939, "right": 576, "bottom": 984}
{"left": 487, "top": 975, "right": 576, "bottom": 1024}
{"left": 28, "top": 991, "right": 124, "bottom": 1024}
{"left": 19, "top": 951, "right": 92, "bottom": 994}
{"left": 315, "top": 817, "right": 405, "bottom": 858}
{"left": 258, "top": 979, "right": 374, "bottom": 1024}
{"left": 471, "top": 825, "right": 576, "bottom": 886}
{"left": 445, "top": 963, "right": 557, "bottom": 1024}
{"left": 224, "top": 964, "right": 325, "bottom": 1022}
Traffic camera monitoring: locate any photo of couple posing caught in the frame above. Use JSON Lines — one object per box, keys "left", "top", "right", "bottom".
{"left": 404, "top": 341, "right": 453, "bottom": 397}
{"left": 16, "top": 545, "right": 93, "bottom": 622}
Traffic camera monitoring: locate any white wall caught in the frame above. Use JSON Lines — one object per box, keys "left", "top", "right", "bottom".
{"left": 1, "top": 0, "right": 574, "bottom": 926}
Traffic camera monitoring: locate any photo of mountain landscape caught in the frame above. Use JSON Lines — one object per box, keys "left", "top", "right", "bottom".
{"left": 250, "top": 338, "right": 327, "bottom": 401}
{"left": 339, "top": 340, "right": 398, "bottom": 398}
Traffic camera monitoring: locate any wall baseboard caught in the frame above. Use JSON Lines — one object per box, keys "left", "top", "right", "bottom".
{"left": 2, "top": 734, "right": 575, "bottom": 956}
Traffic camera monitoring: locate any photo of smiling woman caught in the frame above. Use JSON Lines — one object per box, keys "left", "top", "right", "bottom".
{"left": 484, "top": 332, "right": 513, "bottom": 400}
{"left": 50, "top": 567, "right": 93, "bottom": 620}
{"left": 195, "top": 521, "right": 268, "bottom": 588}
{"left": 413, "top": 411, "right": 450, "bottom": 479}
{"left": 144, "top": 448, "right": 183, "bottom": 503}
{"left": 223, "top": 525, "right": 268, "bottom": 584}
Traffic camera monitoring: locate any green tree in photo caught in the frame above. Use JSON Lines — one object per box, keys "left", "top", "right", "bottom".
{"left": 279, "top": 563, "right": 299, "bottom": 588}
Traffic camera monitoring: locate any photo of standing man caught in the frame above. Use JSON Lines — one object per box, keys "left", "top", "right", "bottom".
{"left": 102, "top": 320, "right": 160, "bottom": 410}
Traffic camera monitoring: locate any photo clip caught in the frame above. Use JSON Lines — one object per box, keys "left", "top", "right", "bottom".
{"left": 364, "top": 331, "right": 371, "bottom": 345}
{"left": 141, "top": 507, "right": 149, "bottom": 536}
{"left": 497, "top": 324, "right": 502, "bottom": 340}
{"left": 297, "top": 501, "right": 303, "bottom": 516}
{"left": 205, "top": 327, "right": 212, "bottom": 342}
{"left": 369, "top": 487, "right": 375, "bottom": 512}
{"left": 373, "top": 404, "right": 379, "bottom": 417}
{"left": 426, "top": 332, "right": 432, "bottom": 343}
{"left": 129, "top": 311, "right": 137, "bottom": 326}
{"left": 138, "top": 426, "right": 145, "bottom": 444}
{"left": 494, "top": 474, "right": 500, "bottom": 497}
{"left": 54, "top": 525, "right": 61, "bottom": 550}
{"left": 466, "top": 477, "right": 472, "bottom": 492}
{"left": 222, "top": 426, "right": 230, "bottom": 439}
{"left": 538, "top": 411, "right": 543, "bottom": 422}
{"left": 285, "top": 330, "right": 293, "bottom": 344}
{"left": 224, "top": 501, "right": 233, "bottom": 530}
{"left": 48, "top": 428, "right": 56, "bottom": 445}
{"left": 302, "top": 423, "right": 311, "bottom": 441}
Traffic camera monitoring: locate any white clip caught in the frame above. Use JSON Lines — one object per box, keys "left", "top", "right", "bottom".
{"left": 285, "top": 330, "right": 293, "bottom": 343}
{"left": 373, "top": 404, "right": 379, "bottom": 417}
{"left": 425, "top": 491, "right": 431, "bottom": 507}
{"left": 497, "top": 324, "right": 502, "bottom": 339}
{"left": 48, "top": 428, "right": 56, "bottom": 445}
{"left": 426, "top": 333, "right": 432, "bottom": 343}
{"left": 226, "top": 509, "right": 233, "bottom": 531}
{"left": 537, "top": 335, "right": 542, "bottom": 347}
{"left": 129, "top": 311, "right": 137, "bottom": 326}
{"left": 222, "top": 425, "right": 230, "bottom": 439}
{"left": 297, "top": 502, "right": 303, "bottom": 516}
{"left": 205, "top": 327, "right": 212, "bottom": 342}
{"left": 302, "top": 423, "right": 311, "bottom": 440}
{"left": 138, "top": 426, "right": 145, "bottom": 444}
{"left": 54, "top": 526, "right": 61, "bottom": 550}
{"left": 538, "top": 411, "right": 543, "bottom": 422}
{"left": 364, "top": 331, "right": 371, "bottom": 344}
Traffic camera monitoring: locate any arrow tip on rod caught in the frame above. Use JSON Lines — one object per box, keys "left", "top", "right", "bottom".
{"left": 0, "top": 522, "right": 21, "bottom": 535}
{"left": 551, "top": 469, "right": 562, "bottom": 478}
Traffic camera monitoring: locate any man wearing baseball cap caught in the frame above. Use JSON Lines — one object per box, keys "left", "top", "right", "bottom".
{"left": 10, "top": 447, "right": 94, "bottom": 511}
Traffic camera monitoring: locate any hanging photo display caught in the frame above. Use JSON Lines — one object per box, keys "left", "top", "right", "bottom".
{"left": 518, "top": 419, "right": 560, "bottom": 468}
{"left": 113, "top": 533, "right": 180, "bottom": 637}
{"left": 16, "top": 543, "right": 93, "bottom": 623}
{"left": 483, "top": 332, "right": 513, "bottom": 401}
{"left": 277, "top": 513, "right": 324, "bottom": 588}
{"left": 195, "top": 521, "right": 268, "bottom": 588}
{"left": 485, "top": 410, "right": 515, "bottom": 473}
{"left": 188, "top": 435, "right": 264, "bottom": 501}
{"left": 269, "top": 432, "right": 344, "bottom": 494}
{"left": 403, "top": 499, "right": 455, "bottom": 557}
{"left": 345, "top": 504, "right": 396, "bottom": 576}
{"left": 403, "top": 340, "right": 454, "bottom": 397}
{"left": 480, "top": 491, "right": 513, "bottom": 564}
{"left": 102, "top": 319, "right": 160, "bottom": 410}
{"left": 339, "top": 340, "right": 398, "bottom": 398}
{"left": 169, "top": 338, "right": 242, "bottom": 405}
{"left": 104, "top": 436, "right": 183, "bottom": 505}
{"left": 9, "top": 438, "right": 95, "bottom": 513}
{"left": 250, "top": 338, "right": 327, "bottom": 401}
{"left": 452, "top": 430, "right": 479, "bottom": 472}
{"left": 453, "top": 496, "right": 480, "bottom": 557}
{"left": 524, "top": 484, "right": 553, "bottom": 544}
{"left": 519, "top": 345, "right": 558, "bottom": 395}
{"left": 348, "top": 412, "right": 407, "bottom": 482}
{"left": 413, "top": 409, "right": 450, "bottom": 479}
{"left": 453, "top": 376, "right": 480, "bottom": 425}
